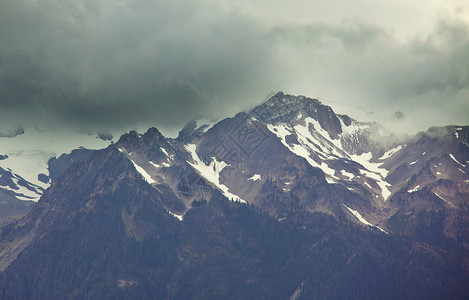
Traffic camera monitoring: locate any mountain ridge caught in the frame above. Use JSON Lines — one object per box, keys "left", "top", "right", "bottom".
{"left": 0, "top": 92, "right": 468, "bottom": 298}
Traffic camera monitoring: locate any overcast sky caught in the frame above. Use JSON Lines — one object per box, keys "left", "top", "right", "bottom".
{"left": 0, "top": 0, "right": 468, "bottom": 136}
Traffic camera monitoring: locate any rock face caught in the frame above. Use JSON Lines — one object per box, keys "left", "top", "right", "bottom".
{"left": 0, "top": 92, "right": 468, "bottom": 299}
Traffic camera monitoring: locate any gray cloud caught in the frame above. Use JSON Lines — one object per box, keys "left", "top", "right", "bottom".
{"left": 0, "top": 0, "right": 468, "bottom": 134}
{"left": 0, "top": 0, "right": 277, "bottom": 132}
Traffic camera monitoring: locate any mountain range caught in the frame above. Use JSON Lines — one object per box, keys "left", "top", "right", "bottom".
{"left": 0, "top": 92, "right": 468, "bottom": 299}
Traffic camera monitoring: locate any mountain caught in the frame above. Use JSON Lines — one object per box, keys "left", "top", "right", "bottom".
{"left": 0, "top": 129, "right": 114, "bottom": 220}
{"left": 0, "top": 92, "right": 468, "bottom": 299}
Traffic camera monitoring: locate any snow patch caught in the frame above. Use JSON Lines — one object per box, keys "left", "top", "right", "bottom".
{"left": 161, "top": 148, "right": 169, "bottom": 157}
{"left": 248, "top": 174, "right": 261, "bottom": 181}
{"left": 294, "top": 117, "right": 345, "bottom": 158}
{"left": 266, "top": 124, "right": 293, "bottom": 149}
{"left": 407, "top": 185, "right": 420, "bottom": 193}
{"left": 434, "top": 193, "right": 454, "bottom": 208}
{"left": 343, "top": 204, "right": 388, "bottom": 234}
{"left": 130, "top": 159, "right": 156, "bottom": 184}
{"left": 0, "top": 170, "right": 44, "bottom": 201}
{"left": 379, "top": 145, "right": 403, "bottom": 160}
{"left": 350, "top": 152, "right": 391, "bottom": 200}
{"left": 0, "top": 129, "right": 112, "bottom": 195}
{"left": 119, "top": 148, "right": 156, "bottom": 184}
{"left": 267, "top": 123, "right": 340, "bottom": 183}
{"left": 2, "top": 182, "right": 40, "bottom": 201}
{"left": 168, "top": 211, "right": 184, "bottom": 221}
{"left": 267, "top": 120, "right": 391, "bottom": 199}
{"left": 185, "top": 144, "right": 246, "bottom": 203}
{"left": 449, "top": 154, "right": 466, "bottom": 167}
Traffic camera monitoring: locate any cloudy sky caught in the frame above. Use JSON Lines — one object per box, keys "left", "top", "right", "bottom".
{"left": 0, "top": 0, "right": 468, "bottom": 136}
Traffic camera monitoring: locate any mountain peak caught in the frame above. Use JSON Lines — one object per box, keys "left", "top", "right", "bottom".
{"left": 1, "top": 92, "right": 469, "bottom": 299}
{"left": 143, "top": 127, "right": 165, "bottom": 140}
{"left": 250, "top": 92, "right": 321, "bottom": 121}
{"left": 250, "top": 92, "right": 343, "bottom": 139}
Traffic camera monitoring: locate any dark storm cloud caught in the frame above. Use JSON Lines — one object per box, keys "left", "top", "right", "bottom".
{"left": 0, "top": 0, "right": 275, "bottom": 131}
{"left": 0, "top": 0, "right": 468, "bottom": 134}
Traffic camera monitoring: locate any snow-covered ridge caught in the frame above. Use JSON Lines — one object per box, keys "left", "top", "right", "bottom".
{"left": 185, "top": 144, "right": 246, "bottom": 203}
{"left": 0, "top": 170, "right": 44, "bottom": 201}
{"left": 0, "top": 129, "right": 113, "bottom": 201}
{"left": 266, "top": 118, "right": 391, "bottom": 199}
{"left": 350, "top": 152, "right": 391, "bottom": 200}
{"left": 118, "top": 148, "right": 156, "bottom": 184}
{"left": 266, "top": 122, "right": 339, "bottom": 184}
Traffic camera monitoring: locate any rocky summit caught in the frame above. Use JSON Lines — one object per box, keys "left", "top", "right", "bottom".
{"left": 1, "top": 93, "right": 468, "bottom": 299}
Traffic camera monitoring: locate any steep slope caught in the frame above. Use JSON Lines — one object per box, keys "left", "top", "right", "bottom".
{"left": 173, "top": 92, "right": 399, "bottom": 231}
{"left": 171, "top": 92, "right": 469, "bottom": 249}
{"left": 0, "top": 144, "right": 467, "bottom": 299}
{"left": 100, "top": 92, "right": 469, "bottom": 241}
{"left": 0, "top": 166, "right": 38, "bottom": 222}
{"left": 0, "top": 146, "right": 182, "bottom": 298}
{"left": 0, "top": 92, "right": 468, "bottom": 298}
{"left": 383, "top": 126, "right": 469, "bottom": 249}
